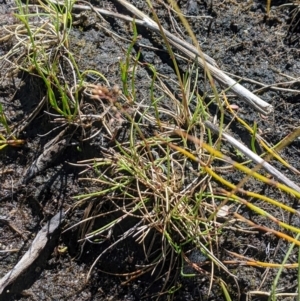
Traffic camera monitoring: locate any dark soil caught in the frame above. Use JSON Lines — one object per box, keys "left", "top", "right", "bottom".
{"left": 0, "top": 0, "right": 300, "bottom": 300}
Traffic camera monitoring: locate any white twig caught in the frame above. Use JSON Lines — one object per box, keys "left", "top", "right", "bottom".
{"left": 205, "top": 121, "right": 300, "bottom": 193}
{"left": 115, "top": 0, "right": 273, "bottom": 115}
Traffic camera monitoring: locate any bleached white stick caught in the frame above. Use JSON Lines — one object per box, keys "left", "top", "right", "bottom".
{"left": 115, "top": 0, "right": 273, "bottom": 115}
{"left": 205, "top": 121, "right": 300, "bottom": 193}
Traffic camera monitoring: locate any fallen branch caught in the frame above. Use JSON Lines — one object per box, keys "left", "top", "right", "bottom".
{"left": 0, "top": 211, "right": 65, "bottom": 300}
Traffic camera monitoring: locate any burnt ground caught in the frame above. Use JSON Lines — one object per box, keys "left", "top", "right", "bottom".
{"left": 0, "top": 0, "right": 300, "bottom": 300}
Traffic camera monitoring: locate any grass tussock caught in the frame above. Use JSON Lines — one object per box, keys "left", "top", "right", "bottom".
{"left": 1, "top": 0, "right": 300, "bottom": 300}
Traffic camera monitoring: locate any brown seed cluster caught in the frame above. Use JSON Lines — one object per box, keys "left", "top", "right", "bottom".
{"left": 89, "top": 84, "right": 121, "bottom": 104}
{"left": 84, "top": 84, "right": 127, "bottom": 133}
